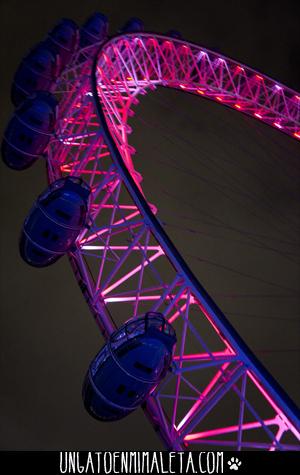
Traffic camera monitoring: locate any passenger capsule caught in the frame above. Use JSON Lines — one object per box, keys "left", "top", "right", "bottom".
{"left": 44, "top": 18, "right": 79, "bottom": 71}
{"left": 80, "top": 12, "right": 109, "bottom": 48}
{"left": 11, "top": 42, "right": 58, "bottom": 106}
{"left": 119, "top": 17, "right": 144, "bottom": 33}
{"left": 2, "top": 91, "right": 57, "bottom": 170}
{"left": 82, "top": 313, "right": 176, "bottom": 421}
{"left": 20, "top": 177, "right": 90, "bottom": 267}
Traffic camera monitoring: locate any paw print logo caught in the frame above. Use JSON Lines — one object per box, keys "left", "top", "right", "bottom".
{"left": 227, "top": 457, "right": 242, "bottom": 471}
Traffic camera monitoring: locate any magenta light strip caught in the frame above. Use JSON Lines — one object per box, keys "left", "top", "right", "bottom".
{"left": 177, "top": 363, "right": 231, "bottom": 431}
{"left": 82, "top": 245, "right": 161, "bottom": 251}
{"left": 80, "top": 210, "right": 141, "bottom": 244}
{"left": 173, "top": 351, "right": 234, "bottom": 362}
{"left": 247, "top": 370, "right": 300, "bottom": 439}
{"left": 102, "top": 249, "right": 164, "bottom": 296}
{"left": 184, "top": 418, "right": 278, "bottom": 441}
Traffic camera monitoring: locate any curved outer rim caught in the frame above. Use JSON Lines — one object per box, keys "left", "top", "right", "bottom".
{"left": 98, "top": 31, "right": 300, "bottom": 95}
{"left": 89, "top": 32, "right": 300, "bottom": 448}
{"left": 92, "top": 31, "right": 300, "bottom": 141}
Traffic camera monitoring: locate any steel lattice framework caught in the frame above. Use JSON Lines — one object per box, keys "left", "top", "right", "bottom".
{"left": 47, "top": 33, "right": 300, "bottom": 450}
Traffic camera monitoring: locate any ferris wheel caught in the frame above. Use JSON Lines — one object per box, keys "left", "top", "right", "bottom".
{"left": 2, "top": 12, "right": 300, "bottom": 451}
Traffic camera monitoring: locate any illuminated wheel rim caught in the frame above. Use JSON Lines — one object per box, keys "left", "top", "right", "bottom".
{"left": 47, "top": 33, "right": 300, "bottom": 450}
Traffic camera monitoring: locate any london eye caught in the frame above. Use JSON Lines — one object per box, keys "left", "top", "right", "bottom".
{"left": 1, "top": 9, "right": 299, "bottom": 451}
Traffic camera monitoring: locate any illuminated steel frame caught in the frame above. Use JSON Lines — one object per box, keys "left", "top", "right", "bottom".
{"left": 47, "top": 33, "right": 300, "bottom": 450}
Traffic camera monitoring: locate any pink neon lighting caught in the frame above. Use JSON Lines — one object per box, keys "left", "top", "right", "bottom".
{"left": 82, "top": 245, "right": 161, "bottom": 251}
{"left": 61, "top": 156, "right": 112, "bottom": 170}
{"left": 80, "top": 210, "right": 141, "bottom": 244}
{"left": 102, "top": 249, "right": 164, "bottom": 296}
{"left": 168, "top": 305, "right": 187, "bottom": 324}
{"left": 104, "top": 295, "right": 162, "bottom": 303}
{"left": 62, "top": 169, "right": 108, "bottom": 175}
{"left": 173, "top": 351, "right": 234, "bottom": 361}
{"left": 247, "top": 371, "right": 300, "bottom": 439}
{"left": 104, "top": 292, "right": 195, "bottom": 304}
{"left": 294, "top": 131, "right": 300, "bottom": 139}
{"left": 184, "top": 418, "right": 278, "bottom": 441}
{"left": 97, "top": 35, "right": 299, "bottom": 143}
{"left": 177, "top": 363, "right": 230, "bottom": 431}
{"left": 104, "top": 293, "right": 197, "bottom": 306}
{"left": 274, "top": 122, "right": 282, "bottom": 129}
{"left": 90, "top": 204, "right": 138, "bottom": 210}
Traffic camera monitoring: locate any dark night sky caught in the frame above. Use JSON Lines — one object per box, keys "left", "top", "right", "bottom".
{"left": 0, "top": 0, "right": 299, "bottom": 450}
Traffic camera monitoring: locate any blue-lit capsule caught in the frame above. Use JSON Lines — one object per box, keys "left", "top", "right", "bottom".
{"left": 20, "top": 177, "right": 90, "bottom": 267}
{"left": 2, "top": 91, "right": 57, "bottom": 170}
{"left": 82, "top": 313, "right": 176, "bottom": 421}
{"left": 119, "top": 17, "right": 144, "bottom": 33}
{"left": 80, "top": 12, "right": 109, "bottom": 48}
{"left": 44, "top": 18, "right": 79, "bottom": 71}
{"left": 11, "top": 42, "right": 58, "bottom": 106}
